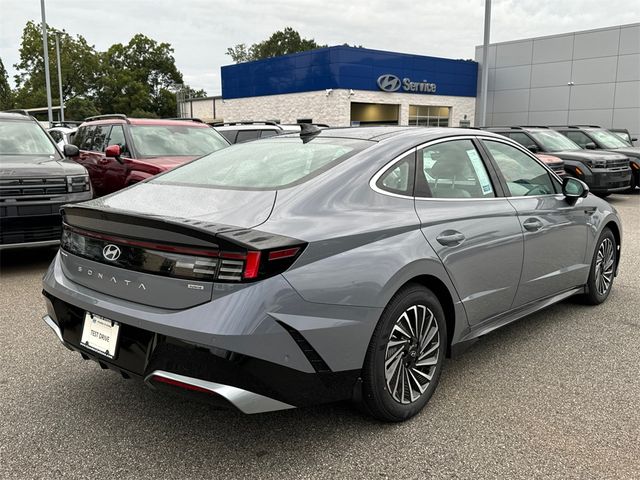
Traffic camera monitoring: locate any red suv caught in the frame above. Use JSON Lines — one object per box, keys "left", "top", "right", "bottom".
{"left": 70, "top": 115, "right": 229, "bottom": 197}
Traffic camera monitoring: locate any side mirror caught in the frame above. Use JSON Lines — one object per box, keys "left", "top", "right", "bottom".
{"left": 632, "top": 137, "right": 638, "bottom": 142}
{"left": 526, "top": 144, "right": 539, "bottom": 153}
{"left": 105, "top": 144, "right": 123, "bottom": 164}
{"left": 585, "top": 142, "right": 597, "bottom": 150}
{"left": 562, "top": 177, "right": 589, "bottom": 201}
{"left": 63, "top": 144, "right": 79, "bottom": 157}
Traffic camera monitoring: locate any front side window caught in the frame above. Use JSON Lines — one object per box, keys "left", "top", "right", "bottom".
{"left": 417, "top": 139, "right": 495, "bottom": 198}
{"left": 154, "top": 137, "right": 372, "bottom": 190}
{"left": 91, "top": 125, "right": 110, "bottom": 152}
{"left": 0, "top": 120, "right": 59, "bottom": 157}
{"left": 528, "top": 129, "right": 581, "bottom": 152}
{"left": 106, "top": 125, "right": 128, "bottom": 154}
{"left": 76, "top": 126, "right": 95, "bottom": 151}
{"left": 130, "top": 125, "right": 228, "bottom": 157}
{"left": 483, "top": 140, "right": 557, "bottom": 196}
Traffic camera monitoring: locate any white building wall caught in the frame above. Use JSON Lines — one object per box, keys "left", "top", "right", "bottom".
{"left": 182, "top": 90, "right": 476, "bottom": 127}
{"left": 215, "top": 90, "right": 475, "bottom": 127}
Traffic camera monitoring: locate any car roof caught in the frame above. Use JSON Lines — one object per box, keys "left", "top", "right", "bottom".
{"left": 80, "top": 118, "right": 210, "bottom": 128}
{"left": 0, "top": 112, "right": 37, "bottom": 121}
{"left": 277, "top": 126, "right": 505, "bottom": 143}
{"left": 214, "top": 124, "right": 282, "bottom": 131}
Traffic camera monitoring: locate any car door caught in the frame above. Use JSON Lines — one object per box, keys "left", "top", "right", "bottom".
{"left": 413, "top": 137, "right": 524, "bottom": 326}
{"left": 99, "top": 124, "right": 130, "bottom": 195}
{"left": 74, "top": 125, "right": 106, "bottom": 194}
{"left": 480, "top": 138, "right": 589, "bottom": 307}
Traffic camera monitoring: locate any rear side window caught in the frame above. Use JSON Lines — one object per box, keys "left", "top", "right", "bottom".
{"left": 417, "top": 139, "right": 495, "bottom": 199}
{"left": 376, "top": 152, "right": 415, "bottom": 196}
{"left": 235, "top": 130, "right": 260, "bottom": 143}
{"left": 154, "top": 137, "right": 372, "bottom": 190}
{"left": 218, "top": 130, "right": 236, "bottom": 143}
{"left": 563, "top": 131, "right": 592, "bottom": 148}
{"left": 260, "top": 130, "right": 279, "bottom": 138}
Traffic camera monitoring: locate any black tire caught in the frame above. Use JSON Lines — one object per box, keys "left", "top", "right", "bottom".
{"left": 626, "top": 173, "right": 637, "bottom": 193}
{"left": 580, "top": 228, "right": 617, "bottom": 305}
{"left": 361, "top": 284, "right": 447, "bottom": 422}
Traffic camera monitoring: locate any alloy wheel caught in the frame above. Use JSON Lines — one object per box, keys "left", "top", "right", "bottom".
{"left": 384, "top": 305, "right": 440, "bottom": 404}
{"left": 595, "top": 238, "right": 615, "bottom": 296}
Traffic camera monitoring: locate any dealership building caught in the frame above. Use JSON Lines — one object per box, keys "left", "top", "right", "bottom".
{"left": 475, "top": 23, "right": 640, "bottom": 143}
{"left": 182, "top": 46, "right": 478, "bottom": 127}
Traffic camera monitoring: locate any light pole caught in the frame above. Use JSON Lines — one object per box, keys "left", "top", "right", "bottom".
{"left": 479, "top": 0, "right": 491, "bottom": 127}
{"left": 40, "top": 0, "right": 53, "bottom": 124}
{"left": 55, "top": 34, "right": 64, "bottom": 122}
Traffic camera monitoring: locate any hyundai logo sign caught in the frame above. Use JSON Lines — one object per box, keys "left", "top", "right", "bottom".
{"left": 377, "top": 74, "right": 402, "bottom": 92}
{"left": 377, "top": 74, "right": 437, "bottom": 94}
{"left": 102, "top": 244, "right": 121, "bottom": 261}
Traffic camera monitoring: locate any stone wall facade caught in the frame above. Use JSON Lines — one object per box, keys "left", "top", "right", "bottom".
{"left": 182, "top": 90, "right": 476, "bottom": 127}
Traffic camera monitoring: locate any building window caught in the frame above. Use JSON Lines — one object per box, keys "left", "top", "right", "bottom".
{"left": 409, "top": 106, "right": 450, "bottom": 126}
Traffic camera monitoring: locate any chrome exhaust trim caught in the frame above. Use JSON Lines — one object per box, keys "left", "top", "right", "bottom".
{"left": 145, "top": 370, "right": 295, "bottom": 414}
{"left": 42, "top": 315, "right": 64, "bottom": 343}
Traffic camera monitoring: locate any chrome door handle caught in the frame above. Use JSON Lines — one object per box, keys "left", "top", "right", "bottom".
{"left": 436, "top": 231, "right": 465, "bottom": 246}
{"left": 523, "top": 218, "right": 543, "bottom": 231}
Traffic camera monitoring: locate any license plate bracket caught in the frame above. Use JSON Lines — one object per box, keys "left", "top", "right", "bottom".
{"left": 80, "top": 312, "right": 120, "bottom": 359}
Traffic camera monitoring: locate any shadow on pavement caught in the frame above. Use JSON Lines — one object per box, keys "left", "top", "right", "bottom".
{"left": 0, "top": 246, "right": 58, "bottom": 276}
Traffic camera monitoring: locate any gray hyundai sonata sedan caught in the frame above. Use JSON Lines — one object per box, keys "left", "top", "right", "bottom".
{"left": 42, "top": 126, "right": 622, "bottom": 421}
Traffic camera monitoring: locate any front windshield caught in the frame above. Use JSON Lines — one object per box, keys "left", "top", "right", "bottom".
{"left": 529, "top": 130, "right": 581, "bottom": 152}
{"left": 153, "top": 137, "right": 371, "bottom": 190}
{"left": 130, "top": 125, "right": 228, "bottom": 157}
{"left": 590, "top": 129, "right": 631, "bottom": 148}
{"left": 0, "top": 120, "right": 59, "bottom": 156}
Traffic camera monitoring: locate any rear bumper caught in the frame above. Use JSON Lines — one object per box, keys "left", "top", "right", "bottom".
{"left": 41, "top": 295, "right": 359, "bottom": 412}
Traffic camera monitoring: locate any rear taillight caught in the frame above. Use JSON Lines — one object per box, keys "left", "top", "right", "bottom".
{"left": 61, "top": 225, "right": 305, "bottom": 283}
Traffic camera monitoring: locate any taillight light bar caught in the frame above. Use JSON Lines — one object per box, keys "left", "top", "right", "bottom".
{"left": 61, "top": 224, "right": 306, "bottom": 283}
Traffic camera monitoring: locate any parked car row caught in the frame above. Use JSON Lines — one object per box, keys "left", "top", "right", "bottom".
{"left": 482, "top": 125, "right": 638, "bottom": 196}
{"left": 212, "top": 121, "right": 329, "bottom": 144}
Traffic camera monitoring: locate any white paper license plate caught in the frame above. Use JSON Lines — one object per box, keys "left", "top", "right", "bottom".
{"left": 80, "top": 312, "right": 120, "bottom": 359}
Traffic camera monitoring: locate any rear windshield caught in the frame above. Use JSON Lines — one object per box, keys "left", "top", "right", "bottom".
{"left": 529, "top": 130, "right": 581, "bottom": 152}
{"left": 153, "top": 137, "right": 371, "bottom": 190}
{"left": 130, "top": 125, "right": 228, "bottom": 157}
{"left": 0, "top": 120, "right": 59, "bottom": 157}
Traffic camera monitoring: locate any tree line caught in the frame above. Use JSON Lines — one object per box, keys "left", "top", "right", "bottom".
{"left": 0, "top": 21, "right": 206, "bottom": 120}
{"left": 0, "top": 24, "right": 347, "bottom": 120}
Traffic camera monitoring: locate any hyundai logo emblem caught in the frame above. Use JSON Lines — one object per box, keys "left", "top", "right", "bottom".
{"left": 377, "top": 74, "right": 401, "bottom": 92}
{"left": 102, "top": 244, "right": 121, "bottom": 261}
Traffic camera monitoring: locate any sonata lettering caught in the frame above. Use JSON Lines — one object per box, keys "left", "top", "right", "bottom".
{"left": 77, "top": 265, "right": 146, "bottom": 290}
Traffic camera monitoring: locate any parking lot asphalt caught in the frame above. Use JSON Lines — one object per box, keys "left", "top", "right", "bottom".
{"left": 1, "top": 192, "right": 639, "bottom": 480}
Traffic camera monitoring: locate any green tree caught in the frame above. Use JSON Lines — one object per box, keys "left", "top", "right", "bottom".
{"left": 97, "top": 34, "right": 184, "bottom": 116}
{"left": 0, "top": 57, "right": 13, "bottom": 109}
{"left": 226, "top": 27, "right": 327, "bottom": 63}
{"left": 13, "top": 21, "right": 100, "bottom": 110}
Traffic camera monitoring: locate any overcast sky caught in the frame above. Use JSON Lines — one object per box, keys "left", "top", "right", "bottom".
{"left": 1, "top": 0, "right": 638, "bottom": 95}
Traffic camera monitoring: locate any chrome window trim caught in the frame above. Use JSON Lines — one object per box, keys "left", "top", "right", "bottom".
{"left": 369, "top": 149, "right": 417, "bottom": 199}
{"left": 369, "top": 133, "right": 565, "bottom": 202}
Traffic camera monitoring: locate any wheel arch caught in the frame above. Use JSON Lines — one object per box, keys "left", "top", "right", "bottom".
{"left": 603, "top": 219, "right": 622, "bottom": 274}
{"left": 392, "top": 274, "right": 458, "bottom": 357}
